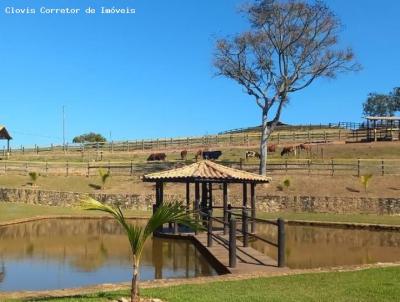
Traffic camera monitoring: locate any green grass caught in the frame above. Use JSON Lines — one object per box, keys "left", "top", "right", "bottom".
{"left": 257, "top": 211, "right": 400, "bottom": 226}
{"left": 16, "top": 266, "right": 400, "bottom": 301}
{"left": 0, "top": 203, "right": 149, "bottom": 223}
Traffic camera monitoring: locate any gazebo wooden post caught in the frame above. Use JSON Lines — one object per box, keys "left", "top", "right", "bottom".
{"left": 7, "top": 139, "right": 10, "bottom": 153}
{"left": 243, "top": 183, "right": 248, "bottom": 208}
{"left": 223, "top": 183, "right": 228, "bottom": 235}
{"left": 201, "top": 182, "right": 207, "bottom": 211}
{"left": 155, "top": 181, "right": 164, "bottom": 233}
{"left": 242, "top": 183, "right": 249, "bottom": 247}
{"left": 186, "top": 182, "right": 190, "bottom": 213}
{"left": 250, "top": 183, "right": 256, "bottom": 233}
{"left": 208, "top": 182, "right": 213, "bottom": 210}
{"left": 194, "top": 182, "right": 200, "bottom": 235}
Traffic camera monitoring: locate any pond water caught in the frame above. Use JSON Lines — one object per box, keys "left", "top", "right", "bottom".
{"left": 251, "top": 223, "right": 400, "bottom": 269}
{"left": 0, "top": 219, "right": 217, "bottom": 292}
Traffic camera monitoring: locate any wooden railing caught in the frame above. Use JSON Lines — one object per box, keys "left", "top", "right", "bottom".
{"left": 200, "top": 206, "right": 286, "bottom": 268}
{"left": 1, "top": 158, "right": 400, "bottom": 176}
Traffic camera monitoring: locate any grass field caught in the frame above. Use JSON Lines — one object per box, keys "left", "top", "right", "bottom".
{"left": 14, "top": 266, "right": 400, "bottom": 302}
{"left": 3, "top": 141, "right": 400, "bottom": 163}
{"left": 1, "top": 173, "right": 399, "bottom": 198}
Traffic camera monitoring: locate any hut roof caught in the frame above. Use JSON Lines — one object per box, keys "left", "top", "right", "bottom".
{"left": 0, "top": 126, "right": 12, "bottom": 140}
{"left": 142, "top": 160, "right": 271, "bottom": 183}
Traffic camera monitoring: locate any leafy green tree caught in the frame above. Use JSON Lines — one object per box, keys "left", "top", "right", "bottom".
{"left": 214, "top": 0, "right": 359, "bottom": 175}
{"left": 363, "top": 87, "right": 400, "bottom": 116}
{"left": 72, "top": 132, "right": 106, "bottom": 143}
{"left": 82, "top": 198, "right": 201, "bottom": 302}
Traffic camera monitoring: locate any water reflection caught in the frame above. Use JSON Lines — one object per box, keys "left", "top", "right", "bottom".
{"left": 251, "top": 223, "right": 400, "bottom": 269}
{"left": 0, "top": 219, "right": 217, "bottom": 291}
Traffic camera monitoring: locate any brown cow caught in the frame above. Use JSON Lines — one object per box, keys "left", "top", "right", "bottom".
{"left": 180, "top": 150, "right": 188, "bottom": 160}
{"left": 194, "top": 150, "right": 203, "bottom": 161}
{"left": 280, "top": 146, "right": 296, "bottom": 157}
{"left": 147, "top": 153, "right": 166, "bottom": 161}
{"left": 268, "top": 144, "right": 277, "bottom": 153}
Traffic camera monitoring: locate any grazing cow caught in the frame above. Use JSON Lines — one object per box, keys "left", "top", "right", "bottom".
{"left": 194, "top": 150, "right": 203, "bottom": 161}
{"left": 280, "top": 146, "right": 296, "bottom": 157}
{"left": 298, "top": 143, "right": 312, "bottom": 151}
{"left": 202, "top": 151, "right": 222, "bottom": 160}
{"left": 268, "top": 144, "right": 277, "bottom": 153}
{"left": 147, "top": 153, "right": 167, "bottom": 161}
{"left": 245, "top": 151, "right": 260, "bottom": 161}
{"left": 180, "top": 150, "right": 188, "bottom": 160}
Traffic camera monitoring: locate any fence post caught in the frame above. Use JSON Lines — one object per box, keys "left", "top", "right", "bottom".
{"left": 285, "top": 160, "right": 288, "bottom": 173}
{"left": 45, "top": 161, "right": 48, "bottom": 175}
{"left": 324, "top": 131, "right": 327, "bottom": 143}
{"left": 66, "top": 161, "right": 69, "bottom": 176}
{"left": 242, "top": 208, "right": 249, "bottom": 247}
{"left": 207, "top": 209, "right": 213, "bottom": 247}
{"left": 277, "top": 218, "right": 286, "bottom": 267}
{"left": 229, "top": 218, "right": 237, "bottom": 268}
{"left": 357, "top": 159, "right": 361, "bottom": 177}
{"left": 382, "top": 160, "right": 384, "bottom": 176}
{"left": 308, "top": 159, "right": 311, "bottom": 175}
{"left": 331, "top": 159, "right": 334, "bottom": 176}
{"left": 339, "top": 130, "right": 341, "bottom": 141}
{"left": 277, "top": 133, "right": 280, "bottom": 145}
{"left": 87, "top": 162, "right": 90, "bottom": 177}
{"left": 142, "top": 140, "right": 144, "bottom": 151}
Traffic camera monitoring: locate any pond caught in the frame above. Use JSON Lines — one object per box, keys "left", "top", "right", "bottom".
{"left": 0, "top": 219, "right": 217, "bottom": 292}
{"left": 251, "top": 223, "right": 400, "bottom": 269}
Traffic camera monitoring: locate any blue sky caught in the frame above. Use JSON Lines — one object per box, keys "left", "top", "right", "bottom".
{"left": 0, "top": 0, "right": 399, "bottom": 147}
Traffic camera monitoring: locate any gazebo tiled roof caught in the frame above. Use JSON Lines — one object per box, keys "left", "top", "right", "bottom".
{"left": 142, "top": 160, "right": 271, "bottom": 183}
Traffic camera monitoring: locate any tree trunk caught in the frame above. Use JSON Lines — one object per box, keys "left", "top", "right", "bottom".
{"left": 131, "top": 261, "right": 140, "bottom": 302}
{"left": 259, "top": 108, "right": 269, "bottom": 175}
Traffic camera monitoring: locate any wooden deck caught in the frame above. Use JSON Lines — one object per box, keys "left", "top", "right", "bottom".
{"left": 158, "top": 228, "right": 291, "bottom": 275}
{"left": 193, "top": 232, "right": 291, "bottom": 275}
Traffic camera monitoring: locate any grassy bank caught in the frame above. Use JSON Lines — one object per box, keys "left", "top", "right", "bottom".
{"left": 257, "top": 212, "right": 400, "bottom": 226}
{"left": 0, "top": 203, "right": 399, "bottom": 226}
{"left": 18, "top": 266, "right": 400, "bottom": 301}
{"left": 0, "top": 203, "right": 149, "bottom": 223}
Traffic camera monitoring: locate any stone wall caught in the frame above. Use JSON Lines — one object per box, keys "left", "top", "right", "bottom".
{"left": 0, "top": 187, "right": 399, "bottom": 215}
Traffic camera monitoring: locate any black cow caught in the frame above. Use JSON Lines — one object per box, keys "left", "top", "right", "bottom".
{"left": 202, "top": 151, "right": 222, "bottom": 160}
{"left": 147, "top": 153, "right": 167, "bottom": 161}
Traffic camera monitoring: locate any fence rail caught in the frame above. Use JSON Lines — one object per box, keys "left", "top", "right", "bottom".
{"left": 2, "top": 129, "right": 355, "bottom": 156}
{"left": 1, "top": 158, "right": 400, "bottom": 176}
{"left": 3, "top": 128, "right": 399, "bottom": 158}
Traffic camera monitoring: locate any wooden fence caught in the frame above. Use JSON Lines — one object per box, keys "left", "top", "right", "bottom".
{"left": 2, "top": 129, "right": 356, "bottom": 156}
{"left": 1, "top": 158, "right": 400, "bottom": 177}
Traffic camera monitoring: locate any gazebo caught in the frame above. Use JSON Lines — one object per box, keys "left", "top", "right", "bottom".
{"left": 142, "top": 160, "right": 271, "bottom": 233}
{"left": 0, "top": 125, "right": 12, "bottom": 152}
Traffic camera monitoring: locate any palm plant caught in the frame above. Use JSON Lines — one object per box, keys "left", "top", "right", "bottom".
{"left": 98, "top": 168, "right": 110, "bottom": 189}
{"left": 360, "top": 174, "right": 373, "bottom": 193}
{"left": 82, "top": 197, "right": 201, "bottom": 302}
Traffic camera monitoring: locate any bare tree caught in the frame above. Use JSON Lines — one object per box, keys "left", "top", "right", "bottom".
{"left": 214, "top": 0, "right": 360, "bottom": 175}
